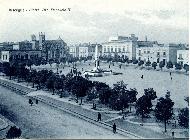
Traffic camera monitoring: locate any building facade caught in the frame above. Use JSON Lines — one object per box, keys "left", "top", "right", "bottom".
{"left": 101, "top": 34, "right": 138, "bottom": 60}
{"left": 18, "top": 41, "right": 33, "bottom": 50}
{"left": 69, "top": 43, "right": 102, "bottom": 59}
{"left": 42, "top": 36, "right": 68, "bottom": 61}
{"left": 0, "top": 50, "right": 42, "bottom": 62}
{"left": 177, "top": 49, "right": 189, "bottom": 66}
{"left": 69, "top": 45, "right": 79, "bottom": 58}
{"left": 136, "top": 42, "right": 183, "bottom": 65}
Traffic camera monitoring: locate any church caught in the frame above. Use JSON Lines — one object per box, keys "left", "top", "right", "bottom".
{"left": 32, "top": 32, "right": 68, "bottom": 61}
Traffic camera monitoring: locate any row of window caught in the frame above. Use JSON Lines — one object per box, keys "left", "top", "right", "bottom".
{"left": 103, "top": 46, "right": 129, "bottom": 53}
{"left": 138, "top": 50, "right": 166, "bottom": 56}
{"left": 2, "top": 55, "right": 8, "bottom": 60}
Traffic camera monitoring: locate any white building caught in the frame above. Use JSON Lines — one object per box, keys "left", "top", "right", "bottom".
{"left": 0, "top": 51, "right": 10, "bottom": 62}
{"left": 69, "top": 45, "right": 79, "bottom": 57}
{"left": 0, "top": 50, "right": 42, "bottom": 62}
{"left": 177, "top": 49, "right": 189, "bottom": 66}
{"left": 69, "top": 43, "right": 102, "bottom": 59}
{"left": 102, "top": 34, "right": 138, "bottom": 60}
{"left": 136, "top": 42, "right": 183, "bottom": 65}
{"left": 79, "top": 45, "right": 89, "bottom": 58}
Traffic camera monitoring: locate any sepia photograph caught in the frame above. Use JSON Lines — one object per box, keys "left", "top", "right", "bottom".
{"left": 0, "top": 0, "right": 189, "bottom": 139}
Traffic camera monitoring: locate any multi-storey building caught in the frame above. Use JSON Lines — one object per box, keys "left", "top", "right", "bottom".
{"left": 0, "top": 42, "right": 14, "bottom": 51}
{"left": 18, "top": 41, "right": 33, "bottom": 50}
{"left": 177, "top": 49, "right": 189, "bottom": 66}
{"left": 42, "top": 36, "right": 68, "bottom": 61}
{"left": 69, "top": 45, "right": 79, "bottom": 58}
{"left": 69, "top": 43, "right": 102, "bottom": 58}
{"left": 0, "top": 50, "right": 42, "bottom": 62}
{"left": 136, "top": 42, "right": 184, "bottom": 65}
{"left": 78, "top": 43, "right": 89, "bottom": 58}
{"left": 31, "top": 33, "right": 68, "bottom": 61}
{"left": 101, "top": 34, "right": 138, "bottom": 60}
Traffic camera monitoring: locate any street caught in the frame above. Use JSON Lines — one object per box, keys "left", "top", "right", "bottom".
{"left": 0, "top": 86, "right": 125, "bottom": 139}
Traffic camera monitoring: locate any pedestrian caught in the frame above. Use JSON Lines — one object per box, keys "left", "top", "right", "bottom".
{"left": 170, "top": 72, "right": 171, "bottom": 76}
{"left": 82, "top": 68, "right": 83, "bottom": 71}
{"left": 171, "top": 77, "right": 172, "bottom": 80}
{"left": 29, "top": 99, "right": 33, "bottom": 106}
{"left": 36, "top": 99, "right": 38, "bottom": 104}
{"left": 113, "top": 123, "right": 116, "bottom": 133}
{"left": 172, "top": 131, "right": 175, "bottom": 138}
{"left": 109, "top": 65, "right": 110, "bottom": 68}
{"left": 141, "top": 75, "right": 144, "bottom": 79}
{"left": 98, "top": 112, "right": 101, "bottom": 121}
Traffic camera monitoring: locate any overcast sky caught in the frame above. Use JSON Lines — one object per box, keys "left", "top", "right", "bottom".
{"left": 0, "top": 0, "right": 189, "bottom": 45}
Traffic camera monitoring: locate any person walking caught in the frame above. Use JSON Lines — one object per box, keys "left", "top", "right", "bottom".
{"left": 36, "top": 99, "right": 38, "bottom": 104}
{"left": 98, "top": 112, "right": 101, "bottom": 121}
{"left": 113, "top": 123, "right": 116, "bottom": 133}
{"left": 170, "top": 72, "right": 171, "bottom": 76}
{"left": 141, "top": 75, "right": 144, "bottom": 79}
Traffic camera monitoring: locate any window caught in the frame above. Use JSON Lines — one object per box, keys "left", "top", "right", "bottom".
{"left": 157, "top": 52, "right": 160, "bottom": 57}
{"left": 144, "top": 50, "right": 146, "bottom": 54}
{"left": 179, "top": 54, "right": 182, "bottom": 59}
{"left": 118, "top": 48, "right": 121, "bottom": 52}
{"left": 139, "top": 50, "right": 141, "bottom": 55}
{"left": 104, "top": 48, "right": 106, "bottom": 52}
{"left": 115, "top": 48, "right": 117, "bottom": 52}
{"left": 111, "top": 47, "right": 113, "bottom": 52}
{"left": 108, "top": 47, "right": 110, "bottom": 52}
{"left": 2, "top": 55, "right": 4, "bottom": 60}
{"left": 163, "top": 52, "right": 166, "bottom": 56}
{"left": 123, "top": 47, "right": 125, "bottom": 52}
{"left": 147, "top": 51, "right": 150, "bottom": 54}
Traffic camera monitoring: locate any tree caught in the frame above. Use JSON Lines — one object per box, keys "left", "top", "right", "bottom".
{"left": 127, "top": 88, "right": 138, "bottom": 112}
{"left": 2, "top": 62, "right": 11, "bottom": 77}
{"left": 166, "top": 61, "right": 173, "bottom": 69}
{"left": 155, "top": 92, "right": 174, "bottom": 132}
{"left": 175, "top": 63, "right": 182, "bottom": 70}
{"left": 98, "top": 85, "right": 112, "bottom": 104}
{"left": 152, "top": 62, "right": 157, "bottom": 70}
{"left": 27, "top": 59, "right": 33, "bottom": 70}
{"left": 46, "top": 75, "right": 56, "bottom": 94}
{"left": 136, "top": 88, "right": 157, "bottom": 122}
{"left": 178, "top": 97, "right": 189, "bottom": 128}
{"left": 71, "top": 76, "right": 93, "bottom": 104}
{"left": 159, "top": 61, "right": 165, "bottom": 70}
{"left": 86, "top": 86, "right": 98, "bottom": 101}
{"left": 110, "top": 81, "right": 129, "bottom": 112}
{"left": 6, "top": 126, "right": 22, "bottom": 139}
{"left": 183, "top": 64, "right": 189, "bottom": 73}
{"left": 178, "top": 107, "right": 189, "bottom": 128}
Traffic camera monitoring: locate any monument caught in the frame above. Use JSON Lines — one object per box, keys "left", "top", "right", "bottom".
{"left": 83, "top": 44, "right": 112, "bottom": 77}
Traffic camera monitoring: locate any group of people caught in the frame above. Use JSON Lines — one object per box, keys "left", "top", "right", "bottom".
{"left": 28, "top": 98, "right": 38, "bottom": 106}
{"left": 97, "top": 112, "right": 117, "bottom": 133}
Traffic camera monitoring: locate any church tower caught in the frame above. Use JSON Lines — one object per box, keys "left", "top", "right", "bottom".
{"left": 39, "top": 32, "right": 45, "bottom": 50}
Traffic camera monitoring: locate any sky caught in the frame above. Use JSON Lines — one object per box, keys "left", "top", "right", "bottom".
{"left": 0, "top": 0, "right": 189, "bottom": 45}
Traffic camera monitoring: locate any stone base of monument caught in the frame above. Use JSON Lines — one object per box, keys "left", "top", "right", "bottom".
{"left": 83, "top": 68, "right": 122, "bottom": 77}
